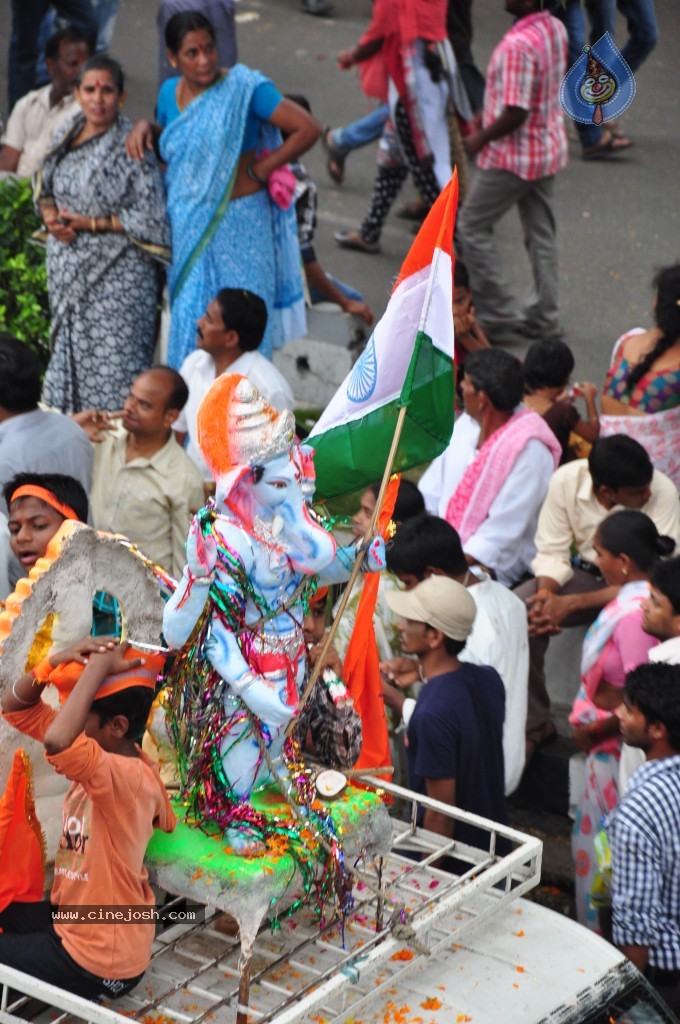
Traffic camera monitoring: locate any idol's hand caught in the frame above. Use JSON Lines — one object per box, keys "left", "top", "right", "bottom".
{"left": 227, "top": 665, "right": 296, "bottom": 729}
{"left": 185, "top": 517, "right": 217, "bottom": 579}
{"left": 363, "top": 536, "right": 386, "bottom": 573}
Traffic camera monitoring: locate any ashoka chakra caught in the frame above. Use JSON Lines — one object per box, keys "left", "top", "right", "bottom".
{"left": 347, "top": 337, "right": 378, "bottom": 403}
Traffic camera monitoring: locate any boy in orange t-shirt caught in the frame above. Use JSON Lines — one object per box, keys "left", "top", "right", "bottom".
{"left": 1, "top": 638, "right": 175, "bottom": 1000}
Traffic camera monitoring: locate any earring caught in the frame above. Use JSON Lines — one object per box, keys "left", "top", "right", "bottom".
{"left": 622, "top": 567, "right": 629, "bottom": 576}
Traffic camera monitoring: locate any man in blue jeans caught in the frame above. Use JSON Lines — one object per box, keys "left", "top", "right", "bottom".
{"left": 323, "top": 105, "right": 389, "bottom": 185}
{"left": 587, "top": 0, "right": 657, "bottom": 71}
{"left": 8, "top": 0, "right": 98, "bottom": 111}
{"left": 558, "top": 0, "right": 657, "bottom": 158}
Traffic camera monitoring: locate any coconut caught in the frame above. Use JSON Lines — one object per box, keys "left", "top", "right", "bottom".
{"left": 315, "top": 768, "right": 347, "bottom": 799}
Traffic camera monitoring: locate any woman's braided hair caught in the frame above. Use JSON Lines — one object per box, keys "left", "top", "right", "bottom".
{"left": 625, "top": 264, "right": 680, "bottom": 392}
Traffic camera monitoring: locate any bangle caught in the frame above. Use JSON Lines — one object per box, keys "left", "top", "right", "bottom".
{"left": 111, "top": 214, "right": 121, "bottom": 232}
{"left": 32, "top": 658, "right": 54, "bottom": 683}
{"left": 91, "top": 217, "right": 97, "bottom": 233}
{"left": 247, "top": 163, "right": 267, "bottom": 186}
{"left": 536, "top": 587, "right": 554, "bottom": 597}
{"left": 12, "top": 682, "right": 37, "bottom": 707}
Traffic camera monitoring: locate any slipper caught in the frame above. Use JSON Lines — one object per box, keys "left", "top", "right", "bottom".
{"left": 606, "top": 119, "right": 633, "bottom": 146}
{"left": 582, "top": 129, "right": 632, "bottom": 160}
{"left": 609, "top": 132, "right": 633, "bottom": 149}
{"left": 334, "top": 230, "right": 381, "bottom": 254}
{"left": 396, "top": 200, "right": 427, "bottom": 222}
{"left": 301, "top": 0, "right": 334, "bottom": 14}
{"left": 322, "top": 129, "right": 345, "bottom": 184}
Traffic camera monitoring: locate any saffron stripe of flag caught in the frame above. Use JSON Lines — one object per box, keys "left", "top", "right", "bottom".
{"left": 342, "top": 474, "right": 401, "bottom": 774}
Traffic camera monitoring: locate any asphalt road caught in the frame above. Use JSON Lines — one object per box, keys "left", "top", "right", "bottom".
{"left": 1, "top": 0, "right": 678, "bottom": 389}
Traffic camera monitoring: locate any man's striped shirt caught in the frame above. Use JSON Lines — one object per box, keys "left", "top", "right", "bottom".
{"left": 607, "top": 755, "right": 680, "bottom": 969}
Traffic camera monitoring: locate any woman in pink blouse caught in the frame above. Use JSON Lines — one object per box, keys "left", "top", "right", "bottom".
{"left": 570, "top": 510, "right": 675, "bottom": 930}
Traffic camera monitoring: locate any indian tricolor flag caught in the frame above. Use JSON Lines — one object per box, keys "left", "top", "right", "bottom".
{"left": 310, "top": 172, "right": 458, "bottom": 500}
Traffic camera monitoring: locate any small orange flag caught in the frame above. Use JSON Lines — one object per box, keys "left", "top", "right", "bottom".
{"left": 343, "top": 474, "right": 401, "bottom": 774}
{"left": 0, "top": 750, "right": 45, "bottom": 914}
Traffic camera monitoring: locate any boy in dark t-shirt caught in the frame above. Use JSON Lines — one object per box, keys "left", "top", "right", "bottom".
{"left": 384, "top": 575, "right": 506, "bottom": 851}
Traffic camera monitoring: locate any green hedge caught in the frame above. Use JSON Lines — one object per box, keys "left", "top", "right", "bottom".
{"left": 0, "top": 176, "right": 50, "bottom": 368}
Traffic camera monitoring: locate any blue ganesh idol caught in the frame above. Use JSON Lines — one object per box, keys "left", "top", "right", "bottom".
{"left": 162, "top": 375, "right": 383, "bottom": 849}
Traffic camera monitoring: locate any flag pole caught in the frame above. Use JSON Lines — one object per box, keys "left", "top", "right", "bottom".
{"left": 288, "top": 172, "right": 458, "bottom": 737}
{"left": 285, "top": 402, "right": 409, "bottom": 737}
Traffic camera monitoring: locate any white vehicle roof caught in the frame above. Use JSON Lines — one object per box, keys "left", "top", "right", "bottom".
{"left": 333, "top": 896, "right": 630, "bottom": 1024}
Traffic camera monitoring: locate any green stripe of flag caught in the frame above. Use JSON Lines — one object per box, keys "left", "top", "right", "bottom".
{"left": 312, "top": 332, "right": 454, "bottom": 501}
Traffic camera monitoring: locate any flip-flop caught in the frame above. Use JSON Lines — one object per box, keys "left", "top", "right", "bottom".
{"left": 334, "top": 230, "right": 381, "bottom": 254}
{"left": 301, "top": 0, "right": 335, "bottom": 14}
{"left": 609, "top": 133, "right": 633, "bottom": 150}
{"left": 607, "top": 119, "right": 633, "bottom": 145}
{"left": 582, "top": 127, "right": 633, "bottom": 160}
{"left": 396, "top": 200, "right": 427, "bottom": 222}
{"left": 322, "top": 128, "right": 345, "bottom": 184}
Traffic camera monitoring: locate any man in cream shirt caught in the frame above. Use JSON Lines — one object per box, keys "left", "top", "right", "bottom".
{"left": 174, "top": 289, "right": 294, "bottom": 482}
{"left": 90, "top": 367, "right": 204, "bottom": 581}
{"left": 0, "top": 28, "right": 91, "bottom": 178}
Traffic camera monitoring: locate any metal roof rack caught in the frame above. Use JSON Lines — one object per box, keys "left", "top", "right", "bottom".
{"left": 0, "top": 779, "right": 541, "bottom": 1024}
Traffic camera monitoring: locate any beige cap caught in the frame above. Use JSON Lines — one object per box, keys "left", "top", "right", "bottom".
{"left": 386, "top": 576, "right": 476, "bottom": 641}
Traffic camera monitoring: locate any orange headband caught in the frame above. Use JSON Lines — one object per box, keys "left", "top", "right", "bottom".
{"left": 311, "top": 585, "right": 329, "bottom": 605}
{"left": 48, "top": 648, "right": 166, "bottom": 705}
{"left": 10, "top": 485, "right": 79, "bottom": 522}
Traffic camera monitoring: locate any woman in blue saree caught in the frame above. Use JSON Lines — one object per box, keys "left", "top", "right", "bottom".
{"left": 127, "top": 11, "right": 320, "bottom": 366}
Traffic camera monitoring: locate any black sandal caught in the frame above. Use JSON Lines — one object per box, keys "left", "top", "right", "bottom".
{"left": 322, "top": 129, "right": 346, "bottom": 184}
{"left": 334, "top": 230, "right": 381, "bottom": 254}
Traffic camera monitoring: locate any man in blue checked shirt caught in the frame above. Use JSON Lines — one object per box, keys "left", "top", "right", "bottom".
{"left": 607, "top": 662, "right": 680, "bottom": 1014}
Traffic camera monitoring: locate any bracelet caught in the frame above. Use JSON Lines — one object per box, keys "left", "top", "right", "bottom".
{"left": 91, "top": 217, "right": 97, "bottom": 234}
{"left": 32, "top": 657, "right": 54, "bottom": 683}
{"left": 536, "top": 587, "right": 554, "bottom": 597}
{"left": 11, "top": 682, "right": 37, "bottom": 707}
{"left": 111, "top": 214, "right": 121, "bottom": 232}
{"left": 247, "top": 163, "right": 267, "bottom": 186}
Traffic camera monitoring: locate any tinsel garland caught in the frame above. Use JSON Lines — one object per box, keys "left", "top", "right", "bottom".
{"left": 163, "top": 506, "right": 354, "bottom": 926}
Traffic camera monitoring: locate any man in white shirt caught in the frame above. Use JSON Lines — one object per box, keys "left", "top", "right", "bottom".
{"left": 0, "top": 28, "right": 91, "bottom": 177}
{"left": 517, "top": 436, "right": 680, "bottom": 754}
{"left": 419, "top": 349, "right": 560, "bottom": 587}
{"left": 380, "top": 513, "right": 529, "bottom": 795}
{"left": 0, "top": 512, "right": 10, "bottom": 602}
{"left": 174, "top": 289, "right": 294, "bottom": 482}
{"left": 0, "top": 333, "right": 92, "bottom": 510}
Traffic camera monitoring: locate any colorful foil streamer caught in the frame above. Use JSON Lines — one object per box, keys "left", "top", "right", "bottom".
{"left": 163, "top": 506, "right": 354, "bottom": 927}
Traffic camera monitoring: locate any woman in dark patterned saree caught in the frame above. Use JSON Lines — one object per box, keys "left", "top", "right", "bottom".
{"left": 35, "top": 55, "right": 170, "bottom": 413}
